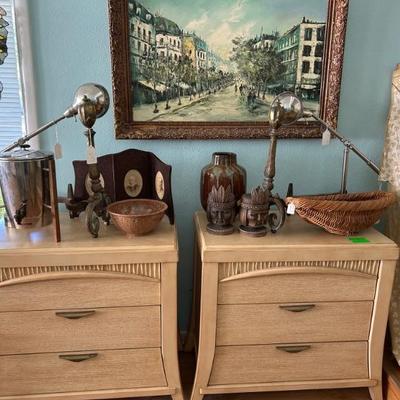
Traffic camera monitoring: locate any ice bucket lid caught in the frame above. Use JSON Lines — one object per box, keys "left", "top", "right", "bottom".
{"left": 0, "top": 148, "right": 54, "bottom": 162}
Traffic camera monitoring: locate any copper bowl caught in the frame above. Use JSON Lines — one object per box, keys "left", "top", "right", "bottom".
{"left": 107, "top": 199, "right": 168, "bottom": 237}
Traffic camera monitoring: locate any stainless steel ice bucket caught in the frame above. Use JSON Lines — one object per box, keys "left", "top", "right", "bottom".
{"left": 0, "top": 148, "right": 54, "bottom": 228}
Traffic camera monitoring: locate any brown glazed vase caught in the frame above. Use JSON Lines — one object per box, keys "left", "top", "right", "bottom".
{"left": 200, "top": 152, "right": 246, "bottom": 212}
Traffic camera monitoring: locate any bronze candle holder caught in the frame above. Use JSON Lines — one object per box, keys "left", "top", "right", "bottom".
{"left": 82, "top": 128, "right": 112, "bottom": 238}
{"left": 74, "top": 88, "right": 111, "bottom": 238}
{"left": 206, "top": 185, "right": 236, "bottom": 235}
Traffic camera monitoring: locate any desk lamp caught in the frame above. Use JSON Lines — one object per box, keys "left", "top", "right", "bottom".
{"left": 1, "top": 83, "right": 110, "bottom": 239}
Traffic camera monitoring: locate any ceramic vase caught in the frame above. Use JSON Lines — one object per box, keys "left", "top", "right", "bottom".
{"left": 200, "top": 152, "right": 246, "bottom": 212}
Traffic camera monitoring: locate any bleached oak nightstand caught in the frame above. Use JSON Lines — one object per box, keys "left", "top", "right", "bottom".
{"left": 188, "top": 211, "right": 399, "bottom": 400}
{"left": 0, "top": 214, "right": 182, "bottom": 400}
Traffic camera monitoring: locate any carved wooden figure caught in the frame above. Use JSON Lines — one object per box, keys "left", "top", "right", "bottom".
{"left": 239, "top": 186, "right": 269, "bottom": 237}
{"left": 206, "top": 185, "right": 236, "bottom": 235}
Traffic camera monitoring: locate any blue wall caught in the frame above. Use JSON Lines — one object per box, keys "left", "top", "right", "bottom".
{"left": 28, "top": 0, "right": 400, "bottom": 328}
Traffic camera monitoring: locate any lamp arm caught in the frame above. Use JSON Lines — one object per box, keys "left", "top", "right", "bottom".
{"left": 1, "top": 102, "right": 81, "bottom": 153}
{"left": 2, "top": 114, "right": 67, "bottom": 153}
{"left": 306, "top": 112, "right": 381, "bottom": 175}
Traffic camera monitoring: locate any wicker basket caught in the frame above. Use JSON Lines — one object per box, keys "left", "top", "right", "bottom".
{"left": 285, "top": 191, "right": 396, "bottom": 235}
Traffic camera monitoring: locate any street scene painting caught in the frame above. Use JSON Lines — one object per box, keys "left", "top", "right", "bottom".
{"left": 129, "top": 0, "right": 328, "bottom": 123}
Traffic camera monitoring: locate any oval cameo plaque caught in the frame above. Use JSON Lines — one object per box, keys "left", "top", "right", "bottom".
{"left": 85, "top": 173, "right": 105, "bottom": 196}
{"left": 124, "top": 169, "right": 143, "bottom": 198}
{"left": 155, "top": 171, "right": 165, "bottom": 200}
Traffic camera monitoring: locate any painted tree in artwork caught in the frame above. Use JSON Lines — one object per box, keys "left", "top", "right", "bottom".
{"left": 0, "top": 6, "right": 8, "bottom": 100}
{"left": 173, "top": 55, "right": 192, "bottom": 104}
{"left": 230, "top": 36, "right": 253, "bottom": 84}
{"left": 253, "top": 47, "right": 285, "bottom": 99}
{"left": 141, "top": 50, "right": 165, "bottom": 113}
{"left": 181, "top": 57, "right": 196, "bottom": 100}
{"left": 230, "top": 35, "right": 284, "bottom": 97}
{"left": 208, "top": 66, "right": 218, "bottom": 92}
{"left": 157, "top": 54, "right": 175, "bottom": 109}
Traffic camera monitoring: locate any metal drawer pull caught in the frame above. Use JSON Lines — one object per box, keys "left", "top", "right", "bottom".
{"left": 59, "top": 353, "right": 98, "bottom": 362}
{"left": 55, "top": 310, "right": 96, "bottom": 319}
{"left": 276, "top": 345, "right": 311, "bottom": 354}
{"left": 279, "top": 304, "right": 315, "bottom": 313}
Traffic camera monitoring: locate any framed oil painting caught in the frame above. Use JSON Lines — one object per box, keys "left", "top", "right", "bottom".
{"left": 109, "top": 0, "right": 349, "bottom": 139}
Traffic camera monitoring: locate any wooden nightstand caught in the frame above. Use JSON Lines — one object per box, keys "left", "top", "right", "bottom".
{"left": 188, "top": 211, "right": 399, "bottom": 400}
{"left": 0, "top": 214, "right": 182, "bottom": 400}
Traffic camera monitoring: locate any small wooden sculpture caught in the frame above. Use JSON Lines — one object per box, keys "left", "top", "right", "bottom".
{"left": 206, "top": 185, "right": 235, "bottom": 235}
{"left": 239, "top": 186, "right": 269, "bottom": 237}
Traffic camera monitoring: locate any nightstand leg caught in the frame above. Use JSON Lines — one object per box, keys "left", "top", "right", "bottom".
{"left": 190, "top": 262, "right": 219, "bottom": 400}
{"left": 369, "top": 383, "right": 383, "bottom": 400}
{"left": 184, "top": 232, "right": 201, "bottom": 353}
{"left": 368, "top": 260, "right": 396, "bottom": 400}
{"left": 161, "top": 263, "right": 184, "bottom": 400}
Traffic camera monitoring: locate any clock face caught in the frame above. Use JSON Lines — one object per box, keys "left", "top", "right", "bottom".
{"left": 85, "top": 173, "right": 105, "bottom": 196}
{"left": 124, "top": 169, "right": 143, "bottom": 198}
{"left": 155, "top": 171, "right": 165, "bottom": 200}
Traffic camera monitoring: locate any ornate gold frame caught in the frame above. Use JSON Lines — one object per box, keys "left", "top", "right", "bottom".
{"left": 109, "top": 0, "right": 349, "bottom": 139}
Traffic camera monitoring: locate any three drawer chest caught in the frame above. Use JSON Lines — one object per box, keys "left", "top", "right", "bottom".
{"left": 189, "top": 211, "right": 399, "bottom": 400}
{"left": 0, "top": 214, "right": 182, "bottom": 400}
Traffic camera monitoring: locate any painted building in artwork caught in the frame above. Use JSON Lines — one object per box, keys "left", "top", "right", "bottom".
{"left": 298, "top": 19, "right": 325, "bottom": 98}
{"left": 207, "top": 50, "right": 225, "bottom": 71}
{"left": 182, "top": 33, "right": 207, "bottom": 71}
{"left": 182, "top": 34, "right": 196, "bottom": 67}
{"left": 195, "top": 36, "right": 207, "bottom": 70}
{"left": 128, "top": 0, "right": 155, "bottom": 68}
{"left": 275, "top": 25, "right": 299, "bottom": 90}
{"left": 252, "top": 33, "right": 278, "bottom": 51}
{"left": 155, "top": 16, "right": 183, "bottom": 63}
{"left": 275, "top": 17, "right": 325, "bottom": 99}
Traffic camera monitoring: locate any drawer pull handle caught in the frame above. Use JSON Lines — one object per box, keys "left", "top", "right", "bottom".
{"left": 56, "top": 310, "right": 95, "bottom": 320}
{"left": 276, "top": 345, "right": 311, "bottom": 354}
{"left": 279, "top": 304, "right": 315, "bottom": 313}
{"left": 59, "top": 353, "right": 98, "bottom": 362}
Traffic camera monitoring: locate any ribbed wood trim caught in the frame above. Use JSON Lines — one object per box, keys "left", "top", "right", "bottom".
{"left": 0, "top": 263, "right": 161, "bottom": 283}
{"left": 219, "top": 260, "right": 380, "bottom": 280}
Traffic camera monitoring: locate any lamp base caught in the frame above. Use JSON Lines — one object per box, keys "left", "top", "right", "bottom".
{"left": 85, "top": 191, "right": 111, "bottom": 238}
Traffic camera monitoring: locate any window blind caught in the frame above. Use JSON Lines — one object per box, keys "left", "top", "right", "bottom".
{"left": 0, "top": 0, "right": 25, "bottom": 150}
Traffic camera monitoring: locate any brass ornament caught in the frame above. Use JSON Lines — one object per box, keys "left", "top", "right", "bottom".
{"left": 85, "top": 173, "right": 105, "bottom": 196}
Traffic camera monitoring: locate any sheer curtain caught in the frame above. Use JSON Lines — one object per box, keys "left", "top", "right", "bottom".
{"left": 380, "top": 64, "right": 400, "bottom": 364}
{"left": 0, "top": 0, "right": 25, "bottom": 149}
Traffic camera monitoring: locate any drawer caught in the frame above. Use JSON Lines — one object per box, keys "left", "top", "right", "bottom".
{"left": 0, "top": 276, "right": 160, "bottom": 312}
{"left": 218, "top": 272, "right": 377, "bottom": 304}
{"left": 216, "top": 301, "right": 373, "bottom": 345}
{"left": 209, "top": 342, "right": 368, "bottom": 385}
{"left": 0, "top": 306, "right": 160, "bottom": 355}
{"left": 0, "top": 348, "right": 167, "bottom": 396}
